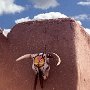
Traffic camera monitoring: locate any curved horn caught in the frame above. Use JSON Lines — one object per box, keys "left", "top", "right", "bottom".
{"left": 52, "top": 53, "right": 61, "bottom": 66}
{"left": 16, "top": 54, "right": 32, "bottom": 61}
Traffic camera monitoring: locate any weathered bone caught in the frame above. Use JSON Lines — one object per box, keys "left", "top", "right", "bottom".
{"left": 16, "top": 53, "right": 61, "bottom": 66}
{"left": 16, "top": 54, "right": 31, "bottom": 61}
{"left": 51, "top": 53, "right": 61, "bottom": 66}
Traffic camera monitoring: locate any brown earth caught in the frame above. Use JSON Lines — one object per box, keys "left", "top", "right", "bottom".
{"left": 0, "top": 18, "right": 90, "bottom": 90}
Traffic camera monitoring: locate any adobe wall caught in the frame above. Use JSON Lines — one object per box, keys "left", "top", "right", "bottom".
{"left": 0, "top": 19, "right": 89, "bottom": 90}
{"left": 73, "top": 22, "right": 90, "bottom": 90}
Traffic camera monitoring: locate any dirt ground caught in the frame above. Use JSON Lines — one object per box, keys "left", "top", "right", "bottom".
{"left": 0, "top": 18, "right": 90, "bottom": 90}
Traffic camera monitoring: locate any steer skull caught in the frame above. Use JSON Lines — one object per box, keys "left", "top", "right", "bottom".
{"left": 16, "top": 53, "right": 61, "bottom": 80}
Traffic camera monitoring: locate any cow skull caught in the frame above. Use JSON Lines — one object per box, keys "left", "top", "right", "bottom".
{"left": 16, "top": 53, "right": 61, "bottom": 66}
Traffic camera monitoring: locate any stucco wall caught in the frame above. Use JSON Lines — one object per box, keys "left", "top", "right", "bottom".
{"left": 0, "top": 18, "right": 90, "bottom": 90}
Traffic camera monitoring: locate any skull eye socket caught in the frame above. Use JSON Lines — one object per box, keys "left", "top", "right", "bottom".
{"left": 46, "top": 66, "right": 49, "bottom": 70}
{"left": 46, "top": 54, "right": 53, "bottom": 58}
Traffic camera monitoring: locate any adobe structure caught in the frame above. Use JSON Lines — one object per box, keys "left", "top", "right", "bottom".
{"left": 0, "top": 18, "right": 90, "bottom": 90}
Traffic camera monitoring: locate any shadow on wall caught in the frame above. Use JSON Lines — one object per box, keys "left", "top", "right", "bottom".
{"left": 0, "top": 19, "right": 78, "bottom": 90}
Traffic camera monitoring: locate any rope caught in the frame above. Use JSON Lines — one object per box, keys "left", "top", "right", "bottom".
{"left": 33, "top": 26, "right": 47, "bottom": 90}
{"left": 44, "top": 45, "right": 47, "bottom": 54}
{"left": 39, "top": 68, "right": 44, "bottom": 89}
{"left": 33, "top": 73, "right": 38, "bottom": 90}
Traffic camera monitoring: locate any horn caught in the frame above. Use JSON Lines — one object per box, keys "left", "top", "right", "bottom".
{"left": 16, "top": 54, "right": 32, "bottom": 61}
{"left": 52, "top": 53, "right": 61, "bottom": 66}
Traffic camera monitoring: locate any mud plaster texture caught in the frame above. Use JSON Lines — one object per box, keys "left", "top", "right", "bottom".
{"left": 0, "top": 18, "right": 90, "bottom": 90}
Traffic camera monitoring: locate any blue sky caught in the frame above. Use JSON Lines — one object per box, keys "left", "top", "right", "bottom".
{"left": 0, "top": 0, "right": 90, "bottom": 33}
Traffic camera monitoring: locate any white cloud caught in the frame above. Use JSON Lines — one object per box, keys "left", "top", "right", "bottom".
{"left": 77, "top": 1, "right": 90, "bottom": 6}
{"left": 33, "top": 12, "right": 68, "bottom": 20}
{"left": 15, "top": 12, "right": 68, "bottom": 24}
{"left": 3, "top": 29, "right": 11, "bottom": 37}
{"left": 72, "top": 14, "right": 90, "bottom": 21}
{"left": 76, "top": 20, "right": 82, "bottom": 25}
{"left": 0, "top": 0, "right": 25, "bottom": 15}
{"left": 31, "top": 0, "right": 59, "bottom": 9}
{"left": 15, "top": 17, "right": 31, "bottom": 24}
{"left": 84, "top": 28, "right": 90, "bottom": 35}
